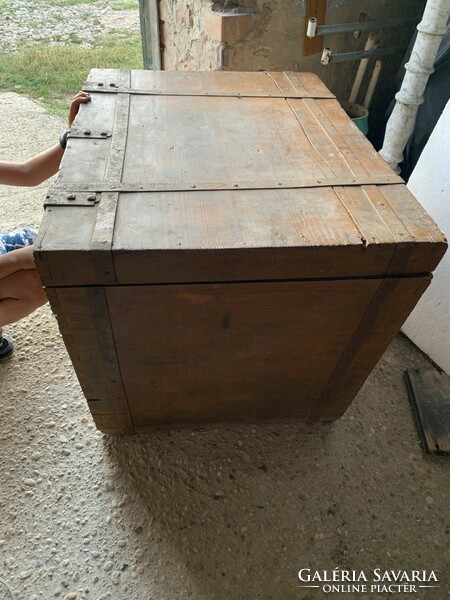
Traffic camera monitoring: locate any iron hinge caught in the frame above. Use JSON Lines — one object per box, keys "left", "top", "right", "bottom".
{"left": 44, "top": 191, "right": 100, "bottom": 207}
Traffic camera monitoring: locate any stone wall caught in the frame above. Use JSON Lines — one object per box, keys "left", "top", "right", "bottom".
{"left": 158, "top": 0, "right": 426, "bottom": 133}
{"left": 159, "top": 1, "right": 220, "bottom": 70}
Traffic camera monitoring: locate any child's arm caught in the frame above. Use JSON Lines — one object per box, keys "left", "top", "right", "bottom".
{"left": 0, "top": 245, "right": 36, "bottom": 281}
{"left": 0, "top": 91, "right": 91, "bottom": 187}
{"left": 0, "top": 144, "right": 64, "bottom": 187}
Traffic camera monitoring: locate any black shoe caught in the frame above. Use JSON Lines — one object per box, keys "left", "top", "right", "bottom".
{"left": 0, "top": 335, "right": 14, "bottom": 360}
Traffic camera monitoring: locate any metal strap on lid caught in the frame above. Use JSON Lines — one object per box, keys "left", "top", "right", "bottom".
{"left": 44, "top": 175, "right": 404, "bottom": 206}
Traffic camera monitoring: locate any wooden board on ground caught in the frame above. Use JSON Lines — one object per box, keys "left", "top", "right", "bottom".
{"left": 405, "top": 368, "right": 450, "bottom": 455}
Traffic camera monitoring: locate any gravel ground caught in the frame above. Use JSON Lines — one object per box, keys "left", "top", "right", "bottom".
{"left": 0, "top": 4, "right": 449, "bottom": 600}
{"left": 0, "top": 0, "right": 139, "bottom": 52}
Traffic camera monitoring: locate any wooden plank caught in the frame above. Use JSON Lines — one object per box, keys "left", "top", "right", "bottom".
{"left": 46, "top": 287, "right": 134, "bottom": 434}
{"left": 111, "top": 187, "right": 410, "bottom": 284}
{"left": 125, "top": 69, "right": 336, "bottom": 98}
{"left": 90, "top": 192, "right": 119, "bottom": 284}
{"left": 287, "top": 99, "right": 358, "bottom": 178}
{"left": 131, "top": 69, "right": 284, "bottom": 96}
{"left": 317, "top": 99, "right": 396, "bottom": 176}
{"left": 265, "top": 71, "right": 309, "bottom": 96}
{"left": 311, "top": 276, "right": 431, "bottom": 420}
{"left": 106, "top": 278, "right": 381, "bottom": 427}
{"left": 303, "top": 0, "right": 327, "bottom": 57}
{"left": 122, "top": 94, "right": 331, "bottom": 185}
{"left": 376, "top": 184, "right": 447, "bottom": 245}
{"left": 104, "top": 70, "right": 131, "bottom": 184}
{"left": 35, "top": 206, "right": 99, "bottom": 286}
{"left": 59, "top": 69, "right": 129, "bottom": 186}
{"left": 57, "top": 92, "right": 116, "bottom": 186}
{"left": 138, "top": 0, "right": 161, "bottom": 70}
{"left": 333, "top": 186, "right": 398, "bottom": 246}
{"left": 285, "top": 71, "right": 334, "bottom": 98}
{"left": 302, "top": 98, "right": 369, "bottom": 177}
{"left": 405, "top": 368, "right": 450, "bottom": 454}
{"left": 362, "top": 185, "right": 447, "bottom": 275}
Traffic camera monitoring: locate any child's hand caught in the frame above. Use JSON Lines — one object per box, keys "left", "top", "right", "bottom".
{"left": 68, "top": 91, "right": 91, "bottom": 127}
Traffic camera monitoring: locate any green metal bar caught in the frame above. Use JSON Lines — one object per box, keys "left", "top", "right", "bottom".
{"left": 315, "top": 17, "right": 418, "bottom": 36}
{"left": 138, "top": 0, "right": 161, "bottom": 70}
{"left": 327, "top": 45, "right": 408, "bottom": 64}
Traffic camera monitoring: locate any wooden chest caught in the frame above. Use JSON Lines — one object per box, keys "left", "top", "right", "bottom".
{"left": 35, "top": 69, "right": 446, "bottom": 434}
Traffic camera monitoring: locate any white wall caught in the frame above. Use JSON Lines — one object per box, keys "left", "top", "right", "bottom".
{"left": 402, "top": 100, "right": 450, "bottom": 374}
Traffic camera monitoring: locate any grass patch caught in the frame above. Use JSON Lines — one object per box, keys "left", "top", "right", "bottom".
{"left": 46, "top": 0, "right": 100, "bottom": 6}
{"left": 46, "top": 0, "right": 138, "bottom": 6}
{"left": 0, "top": 31, "right": 142, "bottom": 117}
{"left": 111, "top": 0, "right": 139, "bottom": 9}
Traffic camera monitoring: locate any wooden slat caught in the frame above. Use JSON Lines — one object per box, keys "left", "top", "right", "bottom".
{"left": 286, "top": 71, "right": 333, "bottom": 97}
{"left": 362, "top": 185, "right": 447, "bottom": 274}
{"left": 333, "top": 185, "right": 398, "bottom": 246}
{"left": 35, "top": 206, "right": 99, "bottom": 286}
{"left": 90, "top": 192, "right": 119, "bottom": 284}
{"left": 46, "top": 287, "right": 134, "bottom": 434}
{"left": 317, "top": 98, "right": 396, "bottom": 176}
{"left": 405, "top": 368, "right": 450, "bottom": 454}
{"left": 302, "top": 98, "right": 370, "bottom": 177}
{"left": 376, "top": 184, "right": 447, "bottom": 244}
{"left": 291, "top": 71, "right": 332, "bottom": 97}
{"left": 57, "top": 92, "right": 116, "bottom": 186}
{"left": 311, "top": 276, "right": 431, "bottom": 420}
{"left": 266, "top": 72, "right": 337, "bottom": 99}
{"left": 287, "top": 99, "right": 358, "bottom": 178}
{"left": 104, "top": 70, "right": 131, "bottom": 184}
{"left": 265, "top": 71, "right": 308, "bottom": 96}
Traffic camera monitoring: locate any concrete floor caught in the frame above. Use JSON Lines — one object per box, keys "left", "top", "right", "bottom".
{"left": 0, "top": 94, "right": 449, "bottom": 600}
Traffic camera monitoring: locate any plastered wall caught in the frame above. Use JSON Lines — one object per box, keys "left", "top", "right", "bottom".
{"left": 402, "top": 101, "right": 450, "bottom": 375}
{"left": 158, "top": 0, "right": 425, "bottom": 127}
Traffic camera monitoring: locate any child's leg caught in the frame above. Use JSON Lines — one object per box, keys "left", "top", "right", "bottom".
{"left": 0, "top": 269, "right": 47, "bottom": 327}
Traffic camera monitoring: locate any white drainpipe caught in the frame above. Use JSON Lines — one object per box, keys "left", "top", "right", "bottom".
{"left": 379, "top": 0, "right": 450, "bottom": 173}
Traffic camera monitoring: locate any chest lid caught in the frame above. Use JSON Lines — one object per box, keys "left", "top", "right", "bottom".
{"left": 37, "top": 69, "right": 446, "bottom": 286}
